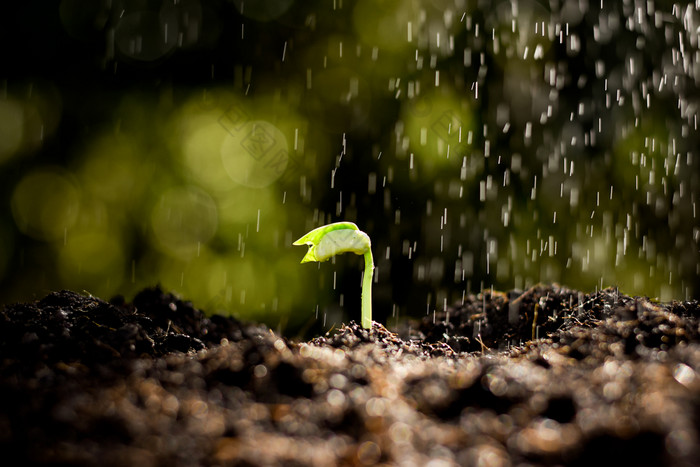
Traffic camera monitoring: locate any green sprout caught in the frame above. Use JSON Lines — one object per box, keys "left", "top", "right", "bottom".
{"left": 293, "top": 222, "right": 374, "bottom": 329}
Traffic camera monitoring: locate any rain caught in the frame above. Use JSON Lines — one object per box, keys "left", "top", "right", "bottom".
{"left": 0, "top": 0, "right": 698, "bottom": 334}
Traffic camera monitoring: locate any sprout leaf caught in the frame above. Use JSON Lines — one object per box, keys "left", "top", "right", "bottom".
{"left": 293, "top": 222, "right": 374, "bottom": 329}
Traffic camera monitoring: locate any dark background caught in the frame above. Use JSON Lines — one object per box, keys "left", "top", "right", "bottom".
{"left": 1, "top": 0, "right": 698, "bottom": 334}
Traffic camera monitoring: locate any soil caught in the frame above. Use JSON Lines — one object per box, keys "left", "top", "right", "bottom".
{"left": 1, "top": 285, "right": 698, "bottom": 466}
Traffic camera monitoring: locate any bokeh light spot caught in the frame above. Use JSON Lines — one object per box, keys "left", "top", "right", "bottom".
{"left": 401, "top": 89, "right": 475, "bottom": 172}
{"left": 221, "top": 120, "right": 289, "bottom": 188}
{"left": 80, "top": 133, "right": 143, "bottom": 204}
{"left": 353, "top": 0, "right": 418, "bottom": 53}
{"left": 150, "top": 186, "right": 218, "bottom": 258}
{"left": 181, "top": 111, "right": 233, "bottom": 193}
{"left": 11, "top": 168, "right": 80, "bottom": 241}
{"left": 58, "top": 231, "right": 125, "bottom": 292}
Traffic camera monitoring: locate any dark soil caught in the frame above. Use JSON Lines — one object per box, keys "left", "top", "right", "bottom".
{"left": 1, "top": 285, "right": 699, "bottom": 466}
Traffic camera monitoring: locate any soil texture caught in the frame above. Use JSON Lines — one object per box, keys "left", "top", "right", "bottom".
{"left": 1, "top": 285, "right": 699, "bottom": 466}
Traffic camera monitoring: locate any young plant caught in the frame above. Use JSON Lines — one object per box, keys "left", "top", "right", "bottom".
{"left": 293, "top": 222, "right": 374, "bottom": 329}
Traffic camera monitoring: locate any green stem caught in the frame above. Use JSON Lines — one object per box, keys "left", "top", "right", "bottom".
{"left": 361, "top": 248, "right": 374, "bottom": 329}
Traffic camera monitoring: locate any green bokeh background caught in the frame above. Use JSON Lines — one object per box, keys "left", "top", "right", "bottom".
{"left": 1, "top": 0, "right": 698, "bottom": 334}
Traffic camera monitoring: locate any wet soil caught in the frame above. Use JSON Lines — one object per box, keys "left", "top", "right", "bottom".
{"left": 1, "top": 285, "right": 698, "bottom": 466}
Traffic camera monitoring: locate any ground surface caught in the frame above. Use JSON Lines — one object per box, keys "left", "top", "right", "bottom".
{"left": 0, "top": 285, "right": 698, "bottom": 466}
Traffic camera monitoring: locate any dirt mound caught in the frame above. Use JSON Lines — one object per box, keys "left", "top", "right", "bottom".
{"left": 1, "top": 286, "right": 698, "bottom": 465}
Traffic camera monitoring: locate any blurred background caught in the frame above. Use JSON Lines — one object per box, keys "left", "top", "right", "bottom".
{"left": 1, "top": 0, "right": 698, "bottom": 335}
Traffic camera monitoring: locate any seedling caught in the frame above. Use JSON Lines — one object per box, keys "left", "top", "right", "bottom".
{"left": 293, "top": 222, "right": 374, "bottom": 329}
